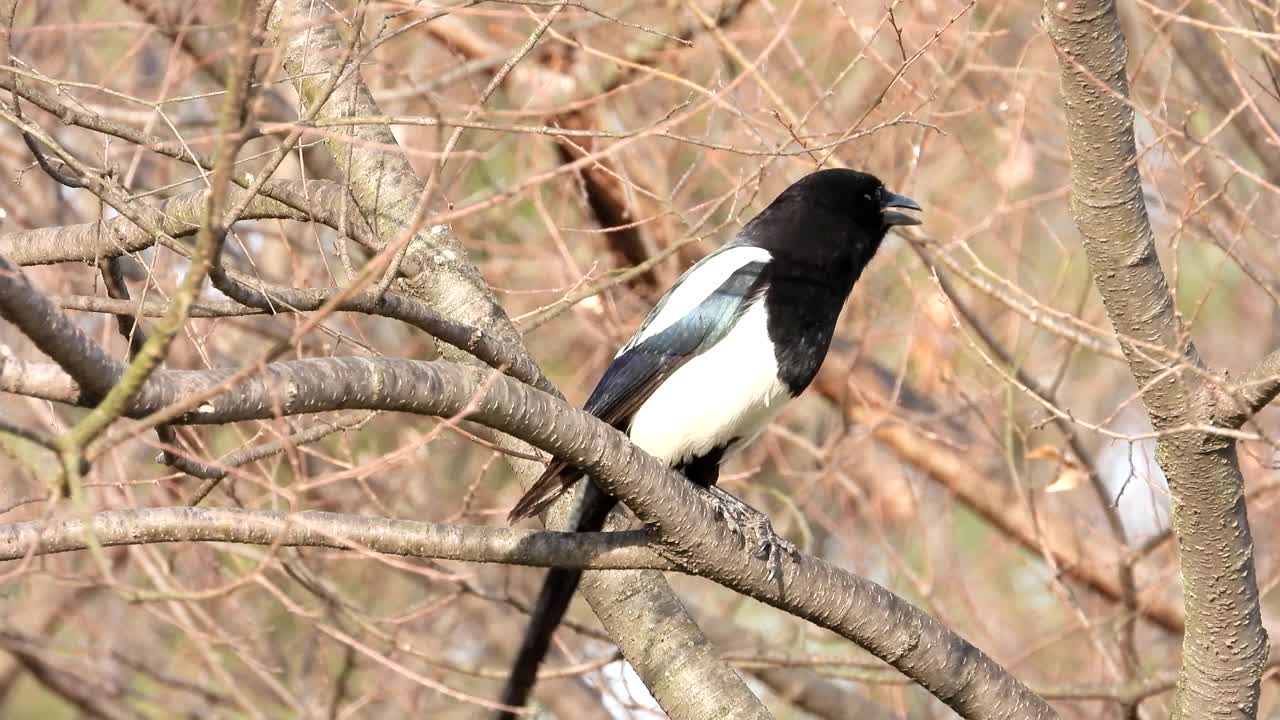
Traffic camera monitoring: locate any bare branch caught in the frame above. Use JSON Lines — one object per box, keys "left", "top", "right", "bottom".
{"left": 0, "top": 180, "right": 362, "bottom": 266}
{"left": 5, "top": 352, "right": 1054, "bottom": 718}
{"left": 0, "top": 631, "right": 135, "bottom": 720}
{"left": 8, "top": 1, "right": 1276, "bottom": 715}
{"left": 264, "top": 3, "right": 765, "bottom": 717}
{"left": 1043, "top": 1, "right": 1269, "bottom": 715}
{"left": 208, "top": 268, "right": 554, "bottom": 394}
{"left": 0, "top": 416, "right": 55, "bottom": 451}
{"left": 54, "top": 1, "right": 262, "bottom": 455}
{"left": 0, "top": 507, "right": 664, "bottom": 570}
{"left": 1231, "top": 348, "right": 1280, "bottom": 422}
{"left": 0, "top": 76, "right": 378, "bottom": 251}
{"left": 183, "top": 413, "right": 374, "bottom": 506}
{"left": 0, "top": 254, "right": 123, "bottom": 400}
{"left": 52, "top": 294, "right": 260, "bottom": 318}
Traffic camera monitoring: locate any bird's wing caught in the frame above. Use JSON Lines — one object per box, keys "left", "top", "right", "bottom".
{"left": 508, "top": 246, "right": 773, "bottom": 521}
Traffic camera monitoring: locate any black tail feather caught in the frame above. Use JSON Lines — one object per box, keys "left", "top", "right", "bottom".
{"left": 495, "top": 566, "right": 583, "bottom": 719}
{"left": 508, "top": 460, "right": 581, "bottom": 522}
{"left": 496, "top": 481, "right": 616, "bottom": 719}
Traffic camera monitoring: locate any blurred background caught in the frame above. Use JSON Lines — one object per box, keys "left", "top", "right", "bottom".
{"left": 0, "top": 0, "right": 1278, "bottom": 717}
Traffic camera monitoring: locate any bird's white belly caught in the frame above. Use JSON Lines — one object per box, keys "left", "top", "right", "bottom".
{"left": 626, "top": 301, "right": 791, "bottom": 467}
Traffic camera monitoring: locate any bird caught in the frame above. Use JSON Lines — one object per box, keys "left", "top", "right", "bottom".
{"left": 496, "top": 168, "right": 921, "bottom": 718}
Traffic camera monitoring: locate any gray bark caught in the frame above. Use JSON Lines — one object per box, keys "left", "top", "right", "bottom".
{"left": 0, "top": 347, "right": 1058, "bottom": 719}
{"left": 263, "top": 3, "right": 770, "bottom": 718}
{"left": 0, "top": 507, "right": 663, "bottom": 570}
{"left": 0, "top": 180, "right": 363, "bottom": 265}
{"left": 1043, "top": 1, "right": 1270, "bottom": 716}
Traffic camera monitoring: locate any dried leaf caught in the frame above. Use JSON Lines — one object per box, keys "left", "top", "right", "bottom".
{"left": 1044, "top": 467, "right": 1087, "bottom": 493}
{"left": 1027, "top": 444, "right": 1066, "bottom": 463}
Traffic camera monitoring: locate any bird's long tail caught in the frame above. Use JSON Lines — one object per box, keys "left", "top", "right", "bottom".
{"left": 496, "top": 480, "right": 616, "bottom": 719}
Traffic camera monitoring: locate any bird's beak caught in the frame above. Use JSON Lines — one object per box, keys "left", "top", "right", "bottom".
{"left": 880, "top": 190, "right": 922, "bottom": 227}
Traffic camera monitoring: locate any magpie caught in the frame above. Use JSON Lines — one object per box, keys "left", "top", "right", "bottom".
{"left": 496, "top": 168, "right": 920, "bottom": 717}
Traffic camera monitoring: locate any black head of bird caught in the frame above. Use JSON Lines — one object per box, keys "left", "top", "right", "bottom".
{"left": 736, "top": 168, "right": 921, "bottom": 279}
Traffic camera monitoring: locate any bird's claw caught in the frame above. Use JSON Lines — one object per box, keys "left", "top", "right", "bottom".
{"left": 751, "top": 514, "right": 801, "bottom": 583}
{"left": 702, "top": 486, "right": 798, "bottom": 582}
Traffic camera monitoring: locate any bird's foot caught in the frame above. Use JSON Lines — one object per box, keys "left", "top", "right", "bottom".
{"left": 702, "top": 486, "right": 799, "bottom": 582}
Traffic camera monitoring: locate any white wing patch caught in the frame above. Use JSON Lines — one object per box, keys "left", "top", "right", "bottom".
{"left": 616, "top": 245, "right": 772, "bottom": 358}
{"left": 626, "top": 299, "right": 791, "bottom": 467}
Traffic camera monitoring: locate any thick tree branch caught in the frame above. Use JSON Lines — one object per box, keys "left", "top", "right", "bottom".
{"left": 0, "top": 505, "right": 892, "bottom": 719}
{"left": 1043, "top": 1, "right": 1269, "bottom": 716}
{"left": 51, "top": 295, "right": 261, "bottom": 319}
{"left": 4, "top": 353, "right": 1055, "bottom": 718}
{"left": 0, "top": 254, "right": 122, "bottom": 400}
{"left": 0, "top": 507, "right": 664, "bottom": 570}
{"left": 0, "top": 352, "right": 81, "bottom": 403}
{"left": 1230, "top": 348, "right": 1280, "bottom": 423}
{"left": 0, "top": 180, "right": 363, "bottom": 266}
{"left": 264, "top": 3, "right": 765, "bottom": 717}
{"left": 208, "top": 268, "right": 553, "bottom": 395}
{"left": 1, "top": 253, "right": 546, "bottom": 409}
